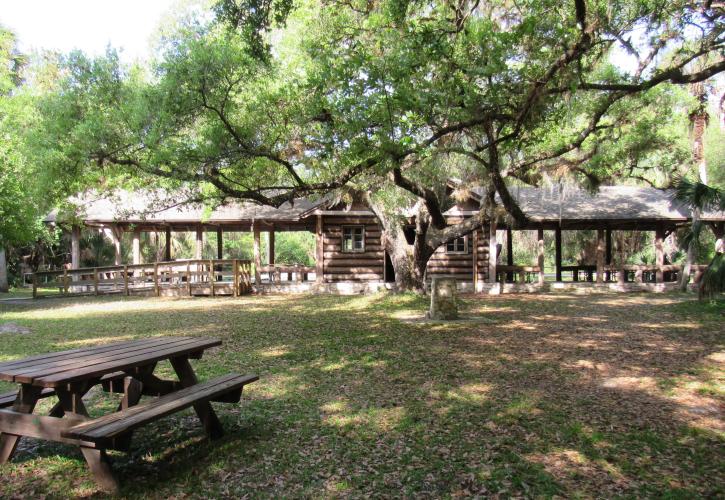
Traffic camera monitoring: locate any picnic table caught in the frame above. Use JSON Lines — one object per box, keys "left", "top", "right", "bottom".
{"left": 0, "top": 336, "right": 258, "bottom": 492}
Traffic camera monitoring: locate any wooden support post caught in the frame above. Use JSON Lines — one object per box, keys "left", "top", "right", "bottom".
{"left": 123, "top": 266, "right": 129, "bottom": 295}
{"left": 268, "top": 226, "right": 275, "bottom": 265}
{"left": 253, "top": 222, "right": 261, "bottom": 285}
{"left": 655, "top": 226, "right": 665, "bottom": 283}
{"left": 506, "top": 227, "right": 513, "bottom": 282}
{"left": 472, "top": 229, "right": 479, "bottom": 292}
{"left": 63, "top": 268, "right": 69, "bottom": 294}
{"left": 195, "top": 226, "right": 203, "bottom": 260}
{"left": 187, "top": 262, "right": 192, "bottom": 296}
{"left": 154, "top": 263, "right": 159, "bottom": 296}
{"left": 132, "top": 229, "right": 141, "bottom": 265}
{"left": 555, "top": 227, "right": 562, "bottom": 281}
{"left": 488, "top": 221, "right": 497, "bottom": 284}
{"left": 93, "top": 268, "right": 99, "bottom": 295}
{"left": 71, "top": 226, "right": 81, "bottom": 270}
{"left": 209, "top": 259, "right": 215, "bottom": 296}
{"left": 537, "top": 228, "right": 545, "bottom": 286}
{"left": 316, "top": 215, "right": 324, "bottom": 284}
{"left": 233, "top": 259, "right": 239, "bottom": 297}
{"left": 165, "top": 228, "right": 172, "bottom": 262}
{"left": 32, "top": 273, "right": 38, "bottom": 298}
{"left": 216, "top": 227, "right": 223, "bottom": 260}
{"left": 596, "top": 229, "right": 605, "bottom": 284}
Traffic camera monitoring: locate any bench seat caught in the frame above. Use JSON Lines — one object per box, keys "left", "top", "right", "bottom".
{"left": 63, "top": 373, "right": 258, "bottom": 446}
{"left": 0, "top": 371, "right": 127, "bottom": 409}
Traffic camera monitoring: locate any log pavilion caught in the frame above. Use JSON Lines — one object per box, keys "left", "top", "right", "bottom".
{"left": 37, "top": 186, "right": 724, "bottom": 297}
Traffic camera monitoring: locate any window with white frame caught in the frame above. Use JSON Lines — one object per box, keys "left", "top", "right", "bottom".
{"left": 342, "top": 226, "right": 365, "bottom": 252}
{"left": 446, "top": 236, "right": 467, "bottom": 254}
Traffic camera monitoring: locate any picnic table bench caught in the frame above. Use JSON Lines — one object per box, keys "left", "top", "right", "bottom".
{"left": 0, "top": 336, "right": 258, "bottom": 492}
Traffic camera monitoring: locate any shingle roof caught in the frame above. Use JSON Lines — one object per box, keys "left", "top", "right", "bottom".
{"left": 463, "top": 185, "right": 724, "bottom": 222}
{"left": 45, "top": 191, "right": 324, "bottom": 224}
{"left": 46, "top": 185, "right": 724, "bottom": 226}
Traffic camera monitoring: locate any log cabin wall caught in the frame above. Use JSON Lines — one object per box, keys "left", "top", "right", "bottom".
{"left": 322, "top": 216, "right": 385, "bottom": 282}
{"left": 426, "top": 222, "right": 491, "bottom": 284}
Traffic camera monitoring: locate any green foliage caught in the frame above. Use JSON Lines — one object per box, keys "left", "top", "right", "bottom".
{"left": 0, "top": 27, "right": 47, "bottom": 250}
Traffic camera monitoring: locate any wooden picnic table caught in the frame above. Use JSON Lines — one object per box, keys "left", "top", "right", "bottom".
{"left": 0, "top": 336, "right": 258, "bottom": 492}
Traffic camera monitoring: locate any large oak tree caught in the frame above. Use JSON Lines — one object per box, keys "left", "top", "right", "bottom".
{"left": 35, "top": 0, "right": 724, "bottom": 290}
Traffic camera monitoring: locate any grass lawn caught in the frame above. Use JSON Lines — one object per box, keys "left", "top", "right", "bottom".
{"left": 0, "top": 292, "right": 723, "bottom": 498}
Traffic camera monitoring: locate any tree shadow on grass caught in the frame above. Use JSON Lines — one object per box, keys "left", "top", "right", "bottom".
{"left": 0, "top": 293, "right": 722, "bottom": 497}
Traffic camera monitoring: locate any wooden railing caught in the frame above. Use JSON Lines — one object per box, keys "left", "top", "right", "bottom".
{"left": 496, "top": 263, "right": 709, "bottom": 285}
{"left": 601, "top": 264, "right": 708, "bottom": 284}
{"left": 258, "top": 264, "right": 315, "bottom": 284}
{"left": 496, "top": 265, "right": 541, "bottom": 284}
{"left": 32, "top": 259, "right": 253, "bottom": 299}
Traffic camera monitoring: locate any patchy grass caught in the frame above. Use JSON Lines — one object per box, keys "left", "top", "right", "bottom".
{"left": 0, "top": 292, "right": 723, "bottom": 498}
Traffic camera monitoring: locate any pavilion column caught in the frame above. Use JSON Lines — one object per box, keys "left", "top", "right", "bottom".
{"left": 253, "top": 222, "right": 262, "bottom": 285}
{"left": 71, "top": 225, "right": 81, "bottom": 270}
{"left": 132, "top": 229, "right": 141, "bottom": 265}
{"left": 487, "top": 221, "right": 497, "bottom": 284}
{"left": 268, "top": 226, "right": 275, "bottom": 265}
{"left": 537, "top": 228, "right": 545, "bottom": 286}
{"left": 506, "top": 227, "right": 513, "bottom": 282}
{"left": 555, "top": 227, "right": 562, "bottom": 281}
{"left": 103, "top": 225, "right": 122, "bottom": 266}
{"left": 596, "top": 228, "right": 605, "bottom": 284}
{"left": 195, "top": 226, "right": 203, "bottom": 260}
{"left": 164, "top": 228, "right": 172, "bottom": 261}
{"left": 655, "top": 225, "right": 665, "bottom": 283}
{"left": 216, "top": 227, "right": 223, "bottom": 260}
{"left": 315, "top": 215, "right": 324, "bottom": 284}
{"left": 113, "top": 230, "right": 122, "bottom": 266}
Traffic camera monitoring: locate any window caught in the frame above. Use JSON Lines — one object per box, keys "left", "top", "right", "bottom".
{"left": 342, "top": 226, "right": 365, "bottom": 253}
{"left": 446, "top": 236, "right": 467, "bottom": 254}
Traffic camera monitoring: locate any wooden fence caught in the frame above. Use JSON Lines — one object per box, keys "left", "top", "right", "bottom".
{"left": 32, "top": 260, "right": 253, "bottom": 299}
{"left": 496, "top": 263, "right": 708, "bottom": 284}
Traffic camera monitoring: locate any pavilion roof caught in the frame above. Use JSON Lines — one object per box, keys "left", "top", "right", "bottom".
{"left": 457, "top": 185, "right": 724, "bottom": 223}
{"left": 46, "top": 185, "right": 724, "bottom": 228}
{"left": 44, "top": 191, "right": 325, "bottom": 225}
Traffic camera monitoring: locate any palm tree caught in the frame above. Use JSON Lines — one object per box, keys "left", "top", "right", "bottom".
{"left": 673, "top": 178, "right": 724, "bottom": 299}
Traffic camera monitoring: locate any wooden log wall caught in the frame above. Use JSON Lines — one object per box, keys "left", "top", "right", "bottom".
{"left": 322, "top": 217, "right": 385, "bottom": 282}
{"left": 426, "top": 224, "right": 491, "bottom": 283}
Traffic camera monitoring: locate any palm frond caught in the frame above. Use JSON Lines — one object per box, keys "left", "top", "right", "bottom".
{"left": 672, "top": 177, "right": 724, "bottom": 212}
{"left": 699, "top": 253, "right": 725, "bottom": 300}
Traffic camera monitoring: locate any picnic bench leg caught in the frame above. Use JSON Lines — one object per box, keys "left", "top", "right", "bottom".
{"left": 0, "top": 384, "right": 42, "bottom": 463}
{"left": 112, "top": 377, "right": 144, "bottom": 451}
{"left": 169, "top": 356, "right": 224, "bottom": 440}
{"left": 57, "top": 385, "right": 119, "bottom": 493}
{"left": 80, "top": 447, "right": 119, "bottom": 494}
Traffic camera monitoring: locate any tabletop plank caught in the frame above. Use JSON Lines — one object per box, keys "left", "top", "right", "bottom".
{"left": 0, "top": 337, "right": 169, "bottom": 371}
{"left": 33, "top": 338, "right": 221, "bottom": 388}
{"left": 9, "top": 338, "right": 202, "bottom": 384}
{"left": 0, "top": 337, "right": 176, "bottom": 375}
